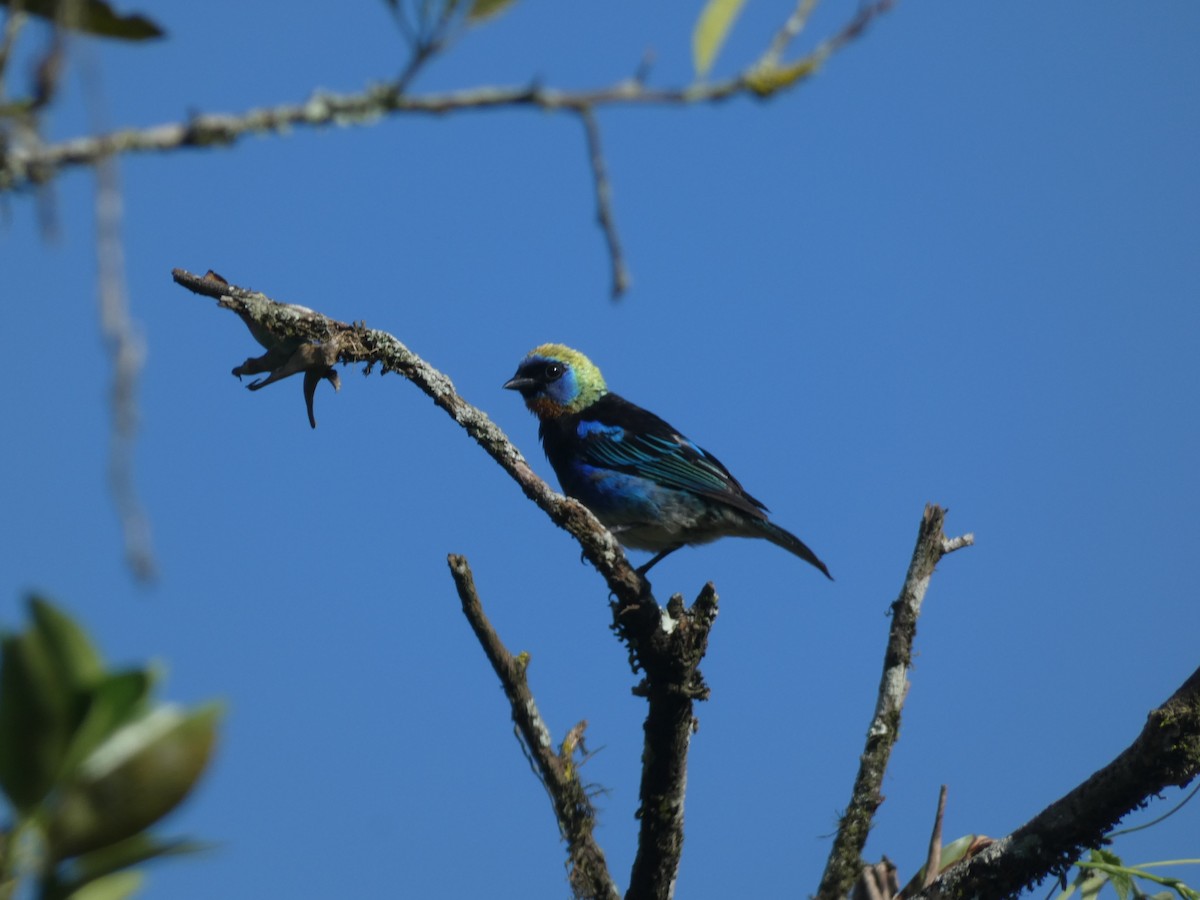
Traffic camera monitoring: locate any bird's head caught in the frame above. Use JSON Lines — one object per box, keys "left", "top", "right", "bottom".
{"left": 503, "top": 344, "right": 608, "bottom": 417}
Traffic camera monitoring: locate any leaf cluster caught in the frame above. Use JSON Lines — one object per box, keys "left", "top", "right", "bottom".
{"left": 0, "top": 598, "right": 220, "bottom": 900}
{"left": 1057, "top": 849, "right": 1200, "bottom": 900}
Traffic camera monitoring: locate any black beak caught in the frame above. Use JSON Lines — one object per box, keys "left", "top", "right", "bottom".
{"left": 503, "top": 375, "right": 538, "bottom": 392}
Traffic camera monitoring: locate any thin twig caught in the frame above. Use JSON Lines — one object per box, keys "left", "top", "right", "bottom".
{"left": 0, "top": 2, "right": 26, "bottom": 96}
{"left": 921, "top": 785, "right": 949, "bottom": 888}
{"left": 576, "top": 106, "right": 630, "bottom": 299}
{"left": 816, "top": 504, "right": 973, "bottom": 900}
{"left": 910, "top": 665, "right": 1200, "bottom": 900}
{"left": 448, "top": 554, "right": 619, "bottom": 900}
{"left": 1107, "top": 780, "right": 1200, "bottom": 838}
{"left": 761, "top": 0, "right": 822, "bottom": 67}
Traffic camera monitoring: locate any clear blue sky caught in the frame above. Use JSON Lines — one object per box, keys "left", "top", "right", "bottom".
{"left": 3, "top": 2, "right": 1199, "bottom": 897}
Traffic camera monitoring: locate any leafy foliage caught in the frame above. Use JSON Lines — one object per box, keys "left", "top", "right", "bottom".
{"left": 1056, "top": 850, "right": 1200, "bottom": 900}
{"left": 0, "top": 598, "right": 219, "bottom": 900}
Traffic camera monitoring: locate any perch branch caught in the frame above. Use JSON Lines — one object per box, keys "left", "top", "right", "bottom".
{"left": 173, "top": 267, "right": 729, "bottom": 899}
{"left": 909, "top": 664, "right": 1200, "bottom": 900}
{"left": 817, "top": 504, "right": 974, "bottom": 900}
{"left": 172, "top": 266, "right": 646, "bottom": 607}
{"left": 448, "top": 554, "right": 619, "bottom": 900}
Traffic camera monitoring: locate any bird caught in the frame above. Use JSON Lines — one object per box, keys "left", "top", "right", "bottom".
{"left": 503, "top": 343, "right": 831, "bottom": 579}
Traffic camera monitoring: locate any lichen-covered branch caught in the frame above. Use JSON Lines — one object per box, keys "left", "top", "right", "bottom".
{"left": 817, "top": 504, "right": 974, "bottom": 900}
{"left": 908, "top": 665, "right": 1200, "bottom": 900}
{"left": 171, "top": 266, "right": 645, "bottom": 606}
{"left": 448, "top": 554, "right": 619, "bottom": 900}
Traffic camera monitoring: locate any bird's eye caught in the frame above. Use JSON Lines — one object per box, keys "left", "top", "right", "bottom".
{"left": 545, "top": 362, "right": 564, "bottom": 380}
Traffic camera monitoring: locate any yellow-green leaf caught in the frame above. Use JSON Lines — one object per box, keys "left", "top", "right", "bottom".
{"left": 65, "top": 869, "right": 144, "bottom": 900}
{"left": 692, "top": 0, "right": 747, "bottom": 78}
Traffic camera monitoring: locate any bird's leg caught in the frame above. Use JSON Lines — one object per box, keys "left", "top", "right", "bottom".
{"left": 635, "top": 545, "right": 682, "bottom": 576}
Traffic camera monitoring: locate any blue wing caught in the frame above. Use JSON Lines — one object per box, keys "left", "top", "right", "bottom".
{"left": 573, "top": 395, "right": 768, "bottom": 518}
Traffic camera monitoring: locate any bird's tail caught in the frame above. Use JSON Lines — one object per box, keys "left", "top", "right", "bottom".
{"left": 758, "top": 520, "right": 833, "bottom": 581}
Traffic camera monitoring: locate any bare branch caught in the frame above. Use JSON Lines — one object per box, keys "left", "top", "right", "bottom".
{"left": 909, "top": 664, "right": 1200, "bottom": 900}
{"left": 576, "top": 106, "right": 630, "bottom": 300}
{"left": 817, "top": 504, "right": 972, "bottom": 900}
{"left": 0, "top": 82, "right": 718, "bottom": 190}
{"left": 448, "top": 554, "right": 619, "bottom": 900}
{"left": 940, "top": 533, "right": 973, "bottom": 554}
{"left": 854, "top": 859, "right": 899, "bottom": 900}
{"left": 0, "top": 1, "right": 897, "bottom": 194}
{"left": 86, "top": 49, "right": 155, "bottom": 581}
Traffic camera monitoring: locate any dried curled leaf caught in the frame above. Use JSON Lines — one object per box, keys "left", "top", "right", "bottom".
{"left": 236, "top": 339, "right": 342, "bottom": 429}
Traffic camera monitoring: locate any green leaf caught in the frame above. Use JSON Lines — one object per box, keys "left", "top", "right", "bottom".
{"left": 59, "top": 670, "right": 153, "bottom": 781}
{"left": 692, "top": 0, "right": 747, "bottom": 78}
{"left": 1111, "top": 867, "right": 1134, "bottom": 900}
{"left": 937, "top": 835, "right": 980, "bottom": 869}
{"left": 65, "top": 834, "right": 210, "bottom": 891}
{"left": 466, "top": 0, "right": 517, "bottom": 22}
{"left": 64, "top": 870, "right": 143, "bottom": 900}
{"left": 1080, "top": 869, "right": 1109, "bottom": 900}
{"left": 0, "top": 0, "right": 164, "bottom": 40}
{"left": 0, "top": 629, "right": 74, "bottom": 811}
{"left": 31, "top": 597, "right": 104, "bottom": 696}
{"left": 912, "top": 834, "right": 980, "bottom": 886}
{"left": 48, "top": 703, "right": 223, "bottom": 860}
